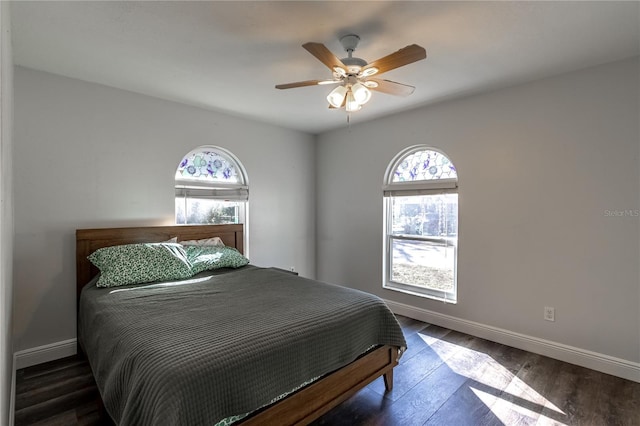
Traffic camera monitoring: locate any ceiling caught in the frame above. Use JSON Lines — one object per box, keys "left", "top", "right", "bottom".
{"left": 10, "top": 1, "right": 640, "bottom": 135}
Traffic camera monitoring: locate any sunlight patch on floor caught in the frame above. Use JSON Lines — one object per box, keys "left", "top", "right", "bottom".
{"left": 419, "top": 333, "right": 566, "bottom": 422}
{"left": 471, "top": 387, "right": 568, "bottom": 426}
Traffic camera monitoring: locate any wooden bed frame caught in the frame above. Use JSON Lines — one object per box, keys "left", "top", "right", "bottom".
{"left": 76, "top": 224, "right": 399, "bottom": 425}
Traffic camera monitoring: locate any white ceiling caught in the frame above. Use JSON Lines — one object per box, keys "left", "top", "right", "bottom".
{"left": 11, "top": 1, "right": 640, "bottom": 134}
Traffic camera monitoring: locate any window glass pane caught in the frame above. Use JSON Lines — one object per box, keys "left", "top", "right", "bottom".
{"left": 175, "top": 198, "right": 243, "bottom": 225}
{"left": 390, "top": 238, "right": 455, "bottom": 293}
{"left": 391, "top": 194, "right": 458, "bottom": 237}
{"left": 392, "top": 149, "right": 457, "bottom": 182}
{"left": 389, "top": 193, "right": 457, "bottom": 295}
{"left": 175, "top": 150, "right": 243, "bottom": 184}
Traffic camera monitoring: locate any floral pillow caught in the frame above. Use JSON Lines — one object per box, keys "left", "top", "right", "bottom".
{"left": 185, "top": 246, "right": 249, "bottom": 274}
{"left": 88, "top": 243, "right": 193, "bottom": 288}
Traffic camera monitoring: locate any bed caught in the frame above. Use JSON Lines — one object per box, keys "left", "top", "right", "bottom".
{"left": 76, "top": 224, "right": 406, "bottom": 425}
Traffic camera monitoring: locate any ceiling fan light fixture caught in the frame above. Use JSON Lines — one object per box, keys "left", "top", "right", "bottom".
{"left": 327, "top": 85, "right": 348, "bottom": 108}
{"left": 363, "top": 80, "right": 379, "bottom": 88}
{"left": 351, "top": 83, "right": 372, "bottom": 104}
{"left": 345, "top": 90, "right": 361, "bottom": 112}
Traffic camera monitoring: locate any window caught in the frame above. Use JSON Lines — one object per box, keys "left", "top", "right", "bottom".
{"left": 383, "top": 147, "right": 458, "bottom": 302}
{"left": 175, "top": 146, "right": 248, "bottom": 226}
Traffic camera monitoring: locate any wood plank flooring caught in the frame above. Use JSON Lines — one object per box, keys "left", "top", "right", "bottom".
{"left": 15, "top": 316, "right": 640, "bottom": 425}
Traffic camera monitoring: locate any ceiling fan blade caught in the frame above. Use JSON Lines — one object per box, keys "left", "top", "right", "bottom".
{"left": 363, "top": 44, "right": 426, "bottom": 75}
{"left": 275, "top": 80, "right": 326, "bottom": 90}
{"left": 368, "top": 79, "right": 416, "bottom": 96}
{"left": 303, "top": 42, "right": 347, "bottom": 71}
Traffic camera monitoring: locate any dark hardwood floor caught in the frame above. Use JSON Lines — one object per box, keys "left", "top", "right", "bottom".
{"left": 15, "top": 316, "right": 640, "bottom": 425}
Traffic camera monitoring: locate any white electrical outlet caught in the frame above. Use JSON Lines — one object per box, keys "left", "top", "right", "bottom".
{"left": 544, "top": 306, "right": 555, "bottom": 322}
{"left": 290, "top": 266, "right": 295, "bottom": 272}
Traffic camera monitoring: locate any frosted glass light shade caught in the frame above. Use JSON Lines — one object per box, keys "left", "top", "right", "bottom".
{"left": 345, "top": 90, "right": 361, "bottom": 112}
{"left": 351, "top": 83, "right": 371, "bottom": 104}
{"left": 327, "top": 85, "right": 348, "bottom": 108}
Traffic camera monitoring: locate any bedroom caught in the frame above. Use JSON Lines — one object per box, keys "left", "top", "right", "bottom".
{"left": 0, "top": 1, "right": 639, "bottom": 425}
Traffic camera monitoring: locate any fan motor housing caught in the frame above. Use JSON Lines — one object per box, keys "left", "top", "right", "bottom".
{"left": 341, "top": 57, "right": 367, "bottom": 74}
{"left": 340, "top": 34, "right": 367, "bottom": 73}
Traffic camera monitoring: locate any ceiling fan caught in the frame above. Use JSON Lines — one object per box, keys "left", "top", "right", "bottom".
{"left": 276, "top": 34, "right": 427, "bottom": 112}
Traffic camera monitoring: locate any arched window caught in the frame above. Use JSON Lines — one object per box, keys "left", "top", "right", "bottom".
{"left": 175, "top": 146, "right": 248, "bottom": 226}
{"left": 383, "top": 146, "right": 458, "bottom": 302}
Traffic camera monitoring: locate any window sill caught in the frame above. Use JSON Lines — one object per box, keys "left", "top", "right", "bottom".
{"left": 383, "top": 283, "right": 457, "bottom": 304}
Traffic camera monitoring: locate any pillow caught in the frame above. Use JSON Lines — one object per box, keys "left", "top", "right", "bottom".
{"left": 185, "top": 246, "right": 249, "bottom": 274}
{"left": 180, "top": 237, "right": 225, "bottom": 247}
{"left": 163, "top": 237, "right": 178, "bottom": 243}
{"left": 88, "top": 243, "right": 193, "bottom": 288}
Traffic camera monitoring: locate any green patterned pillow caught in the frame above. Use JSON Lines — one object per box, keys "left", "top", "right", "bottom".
{"left": 185, "top": 246, "right": 249, "bottom": 274}
{"left": 88, "top": 243, "right": 194, "bottom": 288}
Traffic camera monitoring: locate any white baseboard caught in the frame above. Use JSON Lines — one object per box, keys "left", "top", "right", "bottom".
{"left": 385, "top": 299, "right": 640, "bottom": 383}
{"left": 14, "top": 338, "right": 77, "bottom": 370}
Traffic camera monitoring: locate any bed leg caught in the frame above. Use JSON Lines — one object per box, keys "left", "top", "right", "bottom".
{"left": 383, "top": 369, "right": 393, "bottom": 392}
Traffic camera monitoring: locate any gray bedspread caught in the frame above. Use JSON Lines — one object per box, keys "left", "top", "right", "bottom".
{"left": 78, "top": 266, "right": 406, "bottom": 426}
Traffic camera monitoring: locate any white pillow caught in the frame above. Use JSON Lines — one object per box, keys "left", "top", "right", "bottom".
{"left": 180, "top": 236, "right": 225, "bottom": 247}
{"left": 163, "top": 237, "right": 178, "bottom": 243}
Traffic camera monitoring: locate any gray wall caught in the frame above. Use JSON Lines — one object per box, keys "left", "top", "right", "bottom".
{"left": 316, "top": 58, "right": 640, "bottom": 363}
{"left": 13, "top": 67, "right": 315, "bottom": 352}
{"left": 11, "top": 56, "right": 640, "bottom": 373}
{"left": 0, "top": 2, "right": 14, "bottom": 424}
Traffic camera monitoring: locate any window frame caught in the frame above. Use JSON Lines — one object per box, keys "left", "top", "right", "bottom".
{"left": 174, "top": 146, "right": 249, "bottom": 252}
{"left": 382, "top": 146, "right": 459, "bottom": 303}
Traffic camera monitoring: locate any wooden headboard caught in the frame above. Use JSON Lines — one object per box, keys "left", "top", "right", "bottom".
{"left": 76, "top": 224, "right": 244, "bottom": 302}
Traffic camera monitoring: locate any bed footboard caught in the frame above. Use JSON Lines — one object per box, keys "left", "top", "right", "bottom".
{"left": 240, "top": 345, "right": 399, "bottom": 425}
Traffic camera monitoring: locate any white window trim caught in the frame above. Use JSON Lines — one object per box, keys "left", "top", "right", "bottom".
{"left": 382, "top": 146, "right": 459, "bottom": 303}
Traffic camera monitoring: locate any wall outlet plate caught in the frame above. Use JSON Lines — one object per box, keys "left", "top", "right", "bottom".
{"left": 544, "top": 306, "right": 555, "bottom": 322}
